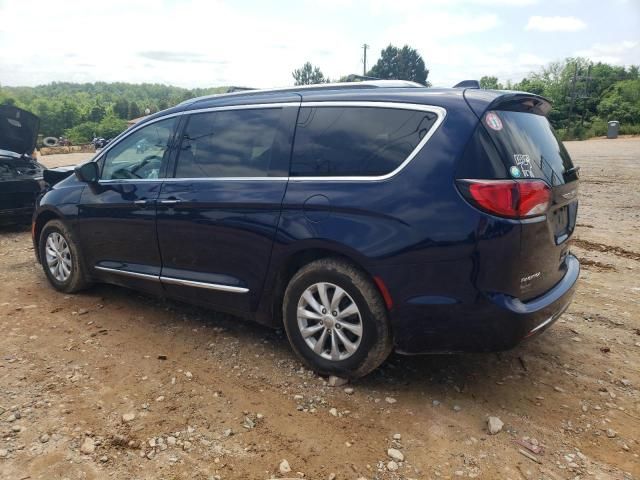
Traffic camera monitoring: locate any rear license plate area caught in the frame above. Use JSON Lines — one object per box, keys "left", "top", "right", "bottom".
{"left": 551, "top": 206, "right": 569, "bottom": 242}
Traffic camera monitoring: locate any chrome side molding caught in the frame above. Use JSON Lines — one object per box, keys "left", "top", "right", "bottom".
{"left": 160, "top": 276, "right": 249, "bottom": 293}
{"left": 94, "top": 265, "right": 248, "bottom": 293}
{"left": 94, "top": 266, "right": 159, "bottom": 281}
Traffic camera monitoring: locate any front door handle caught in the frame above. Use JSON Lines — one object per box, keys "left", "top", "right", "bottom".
{"left": 133, "top": 199, "right": 152, "bottom": 205}
{"left": 159, "top": 199, "right": 181, "bottom": 205}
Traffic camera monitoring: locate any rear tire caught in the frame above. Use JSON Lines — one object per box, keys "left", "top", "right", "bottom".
{"left": 283, "top": 258, "right": 392, "bottom": 378}
{"left": 39, "top": 220, "right": 91, "bottom": 293}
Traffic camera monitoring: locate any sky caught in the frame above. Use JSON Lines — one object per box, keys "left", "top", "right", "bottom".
{"left": 0, "top": 0, "right": 639, "bottom": 89}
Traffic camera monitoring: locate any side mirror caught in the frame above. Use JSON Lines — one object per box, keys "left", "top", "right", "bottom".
{"left": 74, "top": 162, "right": 99, "bottom": 183}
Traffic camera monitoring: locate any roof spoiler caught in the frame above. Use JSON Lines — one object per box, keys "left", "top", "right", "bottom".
{"left": 464, "top": 90, "right": 553, "bottom": 118}
{"left": 453, "top": 80, "right": 480, "bottom": 89}
{"left": 487, "top": 93, "right": 552, "bottom": 116}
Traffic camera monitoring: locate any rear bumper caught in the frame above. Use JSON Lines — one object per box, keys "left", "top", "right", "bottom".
{"left": 392, "top": 254, "right": 580, "bottom": 354}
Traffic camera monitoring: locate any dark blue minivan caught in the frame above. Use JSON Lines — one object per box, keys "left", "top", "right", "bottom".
{"left": 33, "top": 81, "right": 579, "bottom": 377}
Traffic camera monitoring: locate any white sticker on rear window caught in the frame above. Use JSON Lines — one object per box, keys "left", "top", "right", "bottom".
{"left": 513, "top": 154, "right": 533, "bottom": 178}
{"left": 485, "top": 111, "right": 503, "bottom": 131}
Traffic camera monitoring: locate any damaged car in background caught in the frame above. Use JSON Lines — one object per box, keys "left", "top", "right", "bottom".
{"left": 0, "top": 105, "right": 47, "bottom": 225}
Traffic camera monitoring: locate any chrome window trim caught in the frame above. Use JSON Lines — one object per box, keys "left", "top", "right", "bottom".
{"left": 182, "top": 102, "right": 299, "bottom": 116}
{"left": 98, "top": 177, "right": 289, "bottom": 184}
{"left": 289, "top": 102, "right": 446, "bottom": 182}
{"left": 94, "top": 265, "right": 248, "bottom": 293}
{"left": 98, "top": 178, "right": 166, "bottom": 184}
{"left": 94, "top": 103, "right": 299, "bottom": 184}
{"left": 93, "top": 101, "right": 446, "bottom": 183}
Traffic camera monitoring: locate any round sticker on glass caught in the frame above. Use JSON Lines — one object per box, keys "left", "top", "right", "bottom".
{"left": 510, "top": 165, "right": 522, "bottom": 178}
{"left": 485, "top": 111, "right": 503, "bottom": 131}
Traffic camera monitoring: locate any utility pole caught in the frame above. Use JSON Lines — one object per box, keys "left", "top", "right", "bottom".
{"left": 579, "top": 63, "right": 593, "bottom": 128}
{"left": 567, "top": 61, "right": 593, "bottom": 132}
{"left": 567, "top": 63, "right": 578, "bottom": 132}
{"left": 362, "top": 44, "right": 369, "bottom": 76}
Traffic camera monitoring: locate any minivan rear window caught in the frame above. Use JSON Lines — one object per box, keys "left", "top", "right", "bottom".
{"left": 291, "top": 106, "right": 438, "bottom": 177}
{"left": 482, "top": 110, "right": 577, "bottom": 186}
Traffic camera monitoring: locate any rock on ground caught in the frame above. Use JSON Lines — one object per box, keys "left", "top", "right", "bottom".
{"left": 279, "top": 459, "right": 291, "bottom": 473}
{"left": 328, "top": 376, "right": 349, "bottom": 387}
{"left": 487, "top": 416, "right": 504, "bottom": 435}
{"left": 80, "top": 437, "right": 95, "bottom": 454}
{"left": 387, "top": 448, "right": 404, "bottom": 462}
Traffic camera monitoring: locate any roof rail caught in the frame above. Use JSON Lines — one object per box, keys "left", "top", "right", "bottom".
{"left": 453, "top": 80, "right": 481, "bottom": 89}
{"left": 182, "top": 79, "right": 425, "bottom": 106}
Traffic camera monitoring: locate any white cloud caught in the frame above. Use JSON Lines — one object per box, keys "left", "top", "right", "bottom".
{"left": 575, "top": 40, "right": 640, "bottom": 65}
{"left": 425, "top": 48, "right": 548, "bottom": 87}
{"left": 525, "top": 15, "right": 587, "bottom": 32}
{"left": 517, "top": 53, "right": 548, "bottom": 66}
{"left": 0, "top": 0, "right": 635, "bottom": 90}
{"left": 368, "top": 0, "right": 536, "bottom": 12}
{"left": 382, "top": 12, "right": 500, "bottom": 44}
{"left": 0, "top": 0, "right": 358, "bottom": 88}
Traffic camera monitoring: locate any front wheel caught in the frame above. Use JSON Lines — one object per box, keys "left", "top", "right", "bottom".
{"left": 283, "top": 258, "right": 392, "bottom": 378}
{"left": 39, "top": 220, "right": 91, "bottom": 293}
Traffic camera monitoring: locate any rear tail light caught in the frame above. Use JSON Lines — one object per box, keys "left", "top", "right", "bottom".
{"left": 457, "top": 179, "right": 551, "bottom": 219}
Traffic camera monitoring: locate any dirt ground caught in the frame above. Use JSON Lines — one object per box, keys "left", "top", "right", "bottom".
{"left": 1, "top": 139, "right": 638, "bottom": 480}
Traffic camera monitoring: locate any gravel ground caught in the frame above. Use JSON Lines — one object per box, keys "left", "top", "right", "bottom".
{"left": 1, "top": 138, "right": 638, "bottom": 480}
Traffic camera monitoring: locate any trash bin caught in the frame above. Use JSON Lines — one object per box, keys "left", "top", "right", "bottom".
{"left": 607, "top": 121, "right": 619, "bottom": 139}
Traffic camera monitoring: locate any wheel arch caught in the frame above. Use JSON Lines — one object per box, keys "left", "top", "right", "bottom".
{"left": 260, "top": 245, "right": 387, "bottom": 328}
{"left": 33, "top": 209, "right": 62, "bottom": 263}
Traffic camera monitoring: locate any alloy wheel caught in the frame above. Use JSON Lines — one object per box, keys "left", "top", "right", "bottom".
{"left": 45, "top": 232, "right": 72, "bottom": 282}
{"left": 296, "top": 282, "right": 363, "bottom": 361}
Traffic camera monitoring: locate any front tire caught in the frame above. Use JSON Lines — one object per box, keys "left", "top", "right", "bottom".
{"left": 283, "top": 258, "right": 392, "bottom": 378}
{"left": 39, "top": 220, "right": 91, "bottom": 293}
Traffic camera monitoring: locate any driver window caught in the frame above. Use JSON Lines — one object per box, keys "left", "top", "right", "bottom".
{"left": 101, "top": 117, "right": 177, "bottom": 180}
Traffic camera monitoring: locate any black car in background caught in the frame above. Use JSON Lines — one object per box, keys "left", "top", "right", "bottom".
{"left": 0, "top": 105, "right": 46, "bottom": 226}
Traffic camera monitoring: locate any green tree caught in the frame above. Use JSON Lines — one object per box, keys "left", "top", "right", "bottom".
{"left": 113, "top": 98, "right": 129, "bottom": 119}
{"left": 514, "top": 77, "right": 546, "bottom": 95}
{"left": 64, "top": 122, "right": 99, "bottom": 144}
{"left": 479, "top": 76, "right": 502, "bottom": 89}
{"left": 88, "top": 102, "right": 106, "bottom": 122}
{"left": 0, "top": 84, "right": 16, "bottom": 105}
{"left": 597, "top": 79, "right": 640, "bottom": 124}
{"left": 0, "top": 81, "right": 231, "bottom": 137}
{"left": 292, "top": 62, "right": 329, "bottom": 85}
{"left": 128, "top": 101, "right": 141, "bottom": 119}
{"left": 98, "top": 115, "right": 128, "bottom": 139}
{"left": 368, "top": 45, "right": 430, "bottom": 86}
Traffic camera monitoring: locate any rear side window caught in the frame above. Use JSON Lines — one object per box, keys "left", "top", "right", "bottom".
{"left": 291, "top": 106, "right": 438, "bottom": 177}
{"left": 481, "top": 111, "right": 577, "bottom": 185}
{"left": 175, "top": 108, "right": 282, "bottom": 178}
